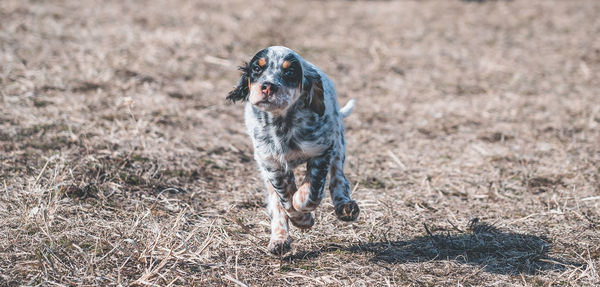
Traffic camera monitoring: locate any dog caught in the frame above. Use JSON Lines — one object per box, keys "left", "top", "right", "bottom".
{"left": 227, "top": 46, "right": 359, "bottom": 255}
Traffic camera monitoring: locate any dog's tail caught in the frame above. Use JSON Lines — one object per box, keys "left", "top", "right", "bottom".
{"left": 340, "top": 99, "right": 355, "bottom": 119}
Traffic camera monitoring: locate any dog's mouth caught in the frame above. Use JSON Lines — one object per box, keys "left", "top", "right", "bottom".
{"left": 250, "top": 90, "right": 286, "bottom": 111}
{"left": 253, "top": 98, "right": 284, "bottom": 112}
{"left": 249, "top": 84, "right": 298, "bottom": 113}
{"left": 254, "top": 99, "right": 272, "bottom": 107}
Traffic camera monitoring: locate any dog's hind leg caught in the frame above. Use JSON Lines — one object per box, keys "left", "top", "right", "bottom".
{"left": 328, "top": 146, "right": 360, "bottom": 222}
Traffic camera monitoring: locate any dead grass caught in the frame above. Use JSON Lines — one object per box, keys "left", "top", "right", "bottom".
{"left": 1, "top": 0, "right": 599, "bottom": 286}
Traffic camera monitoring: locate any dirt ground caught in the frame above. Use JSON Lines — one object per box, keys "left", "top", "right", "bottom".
{"left": 1, "top": 0, "right": 599, "bottom": 286}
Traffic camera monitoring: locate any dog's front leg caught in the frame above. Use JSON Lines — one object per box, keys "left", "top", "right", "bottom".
{"left": 262, "top": 169, "right": 313, "bottom": 255}
{"left": 265, "top": 182, "right": 291, "bottom": 255}
{"left": 292, "top": 152, "right": 332, "bottom": 213}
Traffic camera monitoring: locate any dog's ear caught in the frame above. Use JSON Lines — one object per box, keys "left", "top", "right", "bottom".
{"left": 226, "top": 63, "right": 250, "bottom": 103}
{"left": 303, "top": 71, "right": 325, "bottom": 116}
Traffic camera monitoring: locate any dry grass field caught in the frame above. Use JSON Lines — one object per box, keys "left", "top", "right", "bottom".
{"left": 1, "top": 0, "right": 600, "bottom": 286}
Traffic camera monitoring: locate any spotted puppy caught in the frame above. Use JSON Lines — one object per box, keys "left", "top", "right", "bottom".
{"left": 227, "top": 46, "right": 359, "bottom": 255}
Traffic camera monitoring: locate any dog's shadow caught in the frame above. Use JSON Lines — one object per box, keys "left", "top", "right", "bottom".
{"left": 284, "top": 220, "right": 583, "bottom": 275}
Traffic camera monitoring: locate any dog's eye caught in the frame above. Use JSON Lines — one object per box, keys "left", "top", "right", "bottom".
{"left": 253, "top": 65, "right": 262, "bottom": 73}
{"left": 284, "top": 70, "right": 296, "bottom": 78}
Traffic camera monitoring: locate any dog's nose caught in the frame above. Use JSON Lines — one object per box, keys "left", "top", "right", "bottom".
{"left": 261, "top": 82, "right": 278, "bottom": 96}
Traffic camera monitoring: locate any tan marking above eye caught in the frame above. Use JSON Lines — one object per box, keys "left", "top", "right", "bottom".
{"left": 282, "top": 60, "right": 291, "bottom": 69}
{"left": 258, "top": 58, "right": 266, "bottom": 67}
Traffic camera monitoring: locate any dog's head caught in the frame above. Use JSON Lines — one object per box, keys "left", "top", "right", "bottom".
{"left": 227, "top": 46, "right": 325, "bottom": 116}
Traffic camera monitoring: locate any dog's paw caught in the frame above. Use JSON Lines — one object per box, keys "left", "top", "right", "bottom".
{"left": 267, "top": 238, "right": 291, "bottom": 255}
{"left": 334, "top": 200, "right": 360, "bottom": 222}
{"left": 292, "top": 186, "right": 321, "bottom": 213}
{"left": 289, "top": 212, "right": 314, "bottom": 229}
